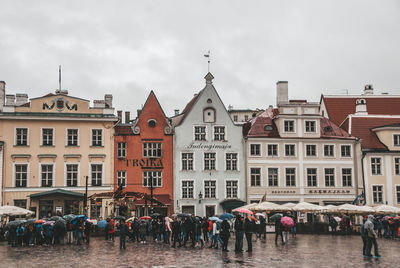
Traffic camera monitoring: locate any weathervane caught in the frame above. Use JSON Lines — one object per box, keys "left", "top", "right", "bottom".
{"left": 204, "top": 50, "right": 211, "bottom": 72}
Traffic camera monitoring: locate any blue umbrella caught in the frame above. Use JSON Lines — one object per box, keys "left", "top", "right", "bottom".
{"left": 72, "top": 214, "right": 88, "bottom": 224}
{"left": 97, "top": 220, "right": 107, "bottom": 229}
{"left": 219, "top": 213, "right": 234, "bottom": 220}
{"left": 209, "top": 216, "right": 220, "bottom": 221}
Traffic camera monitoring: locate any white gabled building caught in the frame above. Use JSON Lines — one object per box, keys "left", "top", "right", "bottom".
{"left": 172, "top": 73, "right": 246, "bottom": 217}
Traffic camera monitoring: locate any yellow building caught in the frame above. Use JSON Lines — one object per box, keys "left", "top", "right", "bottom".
{"left": 0, "top": 81, "right": 117, "bottom": 218}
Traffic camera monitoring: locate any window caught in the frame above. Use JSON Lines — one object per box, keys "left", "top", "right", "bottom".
{"left": 342, "top": 168, "right": 352, "bottom": 187}
{"left": 267, "top": 144, "right": 278, "bottom": 156}
{"left": 143, "top": 143, "right": 162, "bottom": 157}
{"left": 91, "top": 164, "right": 102, "bottom": 186}
{"left": 41, "top": 164, "right": 53, "bottom": 187}
{"left": 285, "top": 144, "right": 295, "bottom": 156}
{"left": 15, "top": 164, "right": 27, "bottom": 187}
{"left": 285, "top": 168, "right": 296, "bottom": 186}
{"left": 14, "top": 199, "right": 27, "bottom": 209}
{"left": 226, "top": 180, "right": 238, "bottom": 198}
{"left": 324, "top": 145, "right": 334, "bottom": 157}
{"left": 341, "top": 145, "right": 351, "bottom": 157}
{"left": 305, "top": 121, "right": 316, "bottom": 132}
{"left": 250, "top": 144, "right": 260, "bottom": 156}
{"left": 66, "top": 164, "right": 78, "bottom": 187}
{"left": 371, "top": 157, "right": 382, "bottom": 175}
{"left": 226, "top": 153, "right": 238, "bottom": 171}
{"left": 182, "top": 153, "right": 194, "bottom": 170}
{"left": 194, "top": 126, "right": 206, "bottom": 141}
{"left": 395, "top": 158, "right": 400, "bottom": 175}
{"left": 15, "top": 128, "right": 28, "bottom": 146}
{"left": 396, "top": 186, "right": 400, "bottom": 204}
{"left": 42, "top": 128, "right": 53, "bottom": 146}
{"left": 91, "top": 129, "right": 102, "bottom": 146}
{"left": 250, "top": 168, "right": 261, "bottom": 186}
{"left": 204, "top": 153, "right": 216, "bottom": 170}
{"left": 268, "top": 168, "right": 278, "bottom": 187}
{"left": 324, "top": 168, "right": 335, "bottom": 187}
{"left": 306, "top": 145, "right": 317, "bottom": 157}
{"left": 143, "top": 171, "right": 162, "bottom": 187}
{"left": 67, "top": 129, "right": 78, "bottom": 146}
{"left": 244, "top": 115, "right": 249, "bottom": 121}
{"left": 117, "top": 171, "right": 126, "bottom": 187}
{"left": 204, "top": 180, "right": 216, "bottom": 198}
{"left": 284, "top": 120, "right": 295, "bottom": 132}
{"left": 307, "top": 168, "right": 317, "bottom": 187}
{"left": 233, "top": 115, "right": 238, "bottom": 122}
{"left": 394, "top": 134, "right": 400, "bottom": 146}
{"left": 372, "top": 185, "right": 383, "bottom": 204}
{"left": 117, "top": 142, "right": 127, "bottom": 158}
{"left": 203, "top": 108, "right": 215, "bottom": 123}
{"left": 148, "top": 120, "right": 156, "bottom": 128}
{"left": 182, "top": 181, "right": 194, "bottom": 198}
{"left": 214, "top": 126, "right": 225, "bottom": 141}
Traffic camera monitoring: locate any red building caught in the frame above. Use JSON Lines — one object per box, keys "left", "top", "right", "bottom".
{"left": 114, "top": 91, "right": 174, "bottom": 216}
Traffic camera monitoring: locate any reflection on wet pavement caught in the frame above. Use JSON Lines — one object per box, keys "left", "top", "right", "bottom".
{"left": 0, "top": 234, "right": 398, "bottom": 267}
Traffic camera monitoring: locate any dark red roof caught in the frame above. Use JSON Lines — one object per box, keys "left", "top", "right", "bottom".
{"left": 322, "top": 96, "right": 400, "bottom": 126}
{"left": 346, "top": 117, "right": 400, "bottom": 149}
{"left": 320, "top": 117, "right": 354, "bottom": 139}
{"left": 114, "top": 125, "right": 133, "bottom": 135}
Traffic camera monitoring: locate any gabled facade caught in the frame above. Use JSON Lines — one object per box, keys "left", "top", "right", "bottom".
{"left": 0, "top": 81, "right": 116, "bottom": 218}
{"left": 172, "top": 73, "right": 246, "bottom": 216}
{"left": 114, "top": 91, "right": 174, "bottom": 216}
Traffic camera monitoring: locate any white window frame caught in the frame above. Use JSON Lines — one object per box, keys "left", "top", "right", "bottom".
{"left": 225, "top": 152, "right": 239, "bottom": 171}
{"left": 395, "top": 184, "right": 400, "bottom": 204}
{"left": 181, "top": 180, "right": 195, "bottom": 199}
{"left": 193, "top": 125, "right": 207, "bottom": 141}
{"left": 41, "top": 127, "right": 55, "bottom": 146}
{"left": 117, "top": 142, "right": 127, "bottom": 158}
{"left": 340, "top": 144, "right": 352, "bottom": 158}
{"left": 203, "top": 152, "right": 216, "bottom": 170}
{"left": 305, "top": 144, "right": 318, "bottom": 157}
{"left": 395, "top": 157, "right": 400, "bottom": 176}
{"left": 89, "top": 162, "right": 104, "bottom": 186}
{"left": 143, "top": 170, "right": 162, "bottom": 188}
{"left": 204, "top": 180, "right": 217, "bottom": 199}
{"left": 143, "top": 142, "right": 162, "bottom": 158}
{"left": 371, "top": 184, "right": 385, "bottom": 204}
{"left": 370, "top": 156, "right": 383, "bottom": 176}
{"left": 283, "top": 120, "right": 296, "bottom": 133}
{"left": 14, "top": 127, "right": 29, "bottom": 146}
{"left": 90, "top": 128, "right": 103, "bottom": 147}
{"left": 181, "top": 152, "right": 194, "bottom": 171}
{"left": 13, "top": 163, "right": 30, "bottom": 187}
{"left": 64, "top": 162, "right": 80, "bottom": 187}
{"left": 39, "top": 163, "right": 55, "bottom": 187}
{"left": 213, "top": 125, "right": 227, "bottom": 141}
{"left": 249, "top": 143, "right": 262, "bottom": 157}
{"left": 117, "top": 170, "right": 127, "bottom": 187}
{"left": 285, "top": 167, "right": 297, "bottom": 187}
{"left": 225, "top": 179, "right": 239, "bottom": 199}
{"left": 284, "top": 143, "right": 296, "bottom": 157}
{"left": 304, "top": 120, "right": 317, "bottom": 133}
{"left": 306, "top": 167, "right": 318, "bottom": 187}
{"left": 341, "top": 167, "right": 353, "bottom": 187}
{"left": 66, "top": 128, "right": 79, "bottom": 147}
{"left": 249, "top": 167, "right": 262, "bottom": 187}
{"left": 323, "top": 144, "right": 335, "bottom": 158}
{"left": 267, "top": 143, "right": 279, "bottom": 157}
{"left": 267, "top": 167, "right": 279, "bottom": 187}
{"left": 394, "top": 134, "right": 400, "bottom": 147}
{"left": 323, "top": 167, "right": 336, "bottom": 187}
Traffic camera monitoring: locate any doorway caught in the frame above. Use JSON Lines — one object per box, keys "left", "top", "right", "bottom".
{"left": 39, "top": 200, "right": 53, "bottom": 218}
{"left": 205, "top": 205, "right": 215, "bottom": 217}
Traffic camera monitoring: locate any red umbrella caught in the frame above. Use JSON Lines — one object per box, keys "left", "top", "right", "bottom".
{"left": 249, "top": 215, "right": 257, "bottom": 222}
{"left": 34, "top": 219, "right": 45, "bottom": 224}
{"left": 140, "top": 216, "right": 152, "bottom": 220}
{"left": 234, "top": 208, "right": 254, "bottom": 214}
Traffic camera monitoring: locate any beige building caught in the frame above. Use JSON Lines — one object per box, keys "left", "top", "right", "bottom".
{"left": 0, "top": 81, "right": 117, "bottom": 218}
{"left": 244, "top": 82, "right": 363, "bottom": 206}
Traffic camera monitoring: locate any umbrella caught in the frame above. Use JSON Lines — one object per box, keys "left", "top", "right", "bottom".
{"left": 150, "top": 213, "right": 161, "bottom": 218}
{"left": 233, "top": 208, "right": 253, "bottom": 214}
{"left": 270, "top": 213, "right": 283, "bottom": 221}
{"left": 292, "top": 202, "right": 324, "bottom": 212}
{"left": 374, "top": 205, "right": 400, "bottom": 214}
{"left": 334, "top": 216, "right": 341, "bottom": 222}
{"left": 209, "top": 216, "right": 220, "bottom": 221}
{"left": 26, "top": 219, "right": 36, "bottom": 225}
{"left": 34, "top": 219, "right": 46, "bottom": 224}
{"left": 177, "top": 213, "right": 191, "bottom": 218}
{"left": 249, "top": 215, "right": 258, "bottom": 222}
{"left": 114, "top": 215, "right": 126, "bottom": 220}
{"left": 43, "top": 220, "right": 55, "bottom": 225}
{"left": 97, "top": 220, "right": 108, "bottom": 229}
{"left": 219, "top": 213, "right": 234, "bottom": 220}
{"left": 281, "top": 216, "right": 294, "bottom": 228}
{"left": 74, "top": 215, "right": 88, "bottom": 220}
{"left": 50, "top": 216, "right": 63, "bottom": 221}
{"left": 382, "top": 216, "right": 392, "bottom": 221}
{"left": 0, "top": 205, "right": 35, "bottom": 216}
{"left": 255, "top": 213, "right": 265, "bottom": 218}
{"left": 232, "top": 203, "right": 259, "bottom": 212}
{"left": 63, "top": 214, "right": 75, "bottom": 220}
{"left": 253, "top": 201, "right": 284, "bottom": 212}
{"left": 140, "top": 216, "right": 152, "bottom": 220}
{"left": 126, "top": 217, "right": 135, "bottom": 222}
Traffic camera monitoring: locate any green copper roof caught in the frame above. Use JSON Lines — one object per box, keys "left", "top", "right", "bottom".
{"left": 29, "top": 188, "right": 84, "bottom": 198}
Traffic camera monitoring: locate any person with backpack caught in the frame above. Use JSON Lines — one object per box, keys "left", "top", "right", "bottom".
{"left": 35, "top": 223, "right": 43, "bottom": 245}
{"left": 364, "top": 215, "right": 381, "bottom": 258}
{"left": 16, "top": 224, "right": 25, "bottom": 246}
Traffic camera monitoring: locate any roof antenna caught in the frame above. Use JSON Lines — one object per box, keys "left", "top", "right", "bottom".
{"left": 204, "top": 50, "right": 211, "bottom": 72}
{"left": 57, "top": 65, "right": 62, "bottom": 94}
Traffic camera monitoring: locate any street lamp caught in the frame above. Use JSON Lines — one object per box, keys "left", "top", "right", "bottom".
{"left": 198, "top": 191, "right": 203, "bottom": 204}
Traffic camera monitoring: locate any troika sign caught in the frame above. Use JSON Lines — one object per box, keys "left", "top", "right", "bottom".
{"left": 185, "top": 142, "right": 232, "bottom": 150}
{"left": 126, "top": 158, "right": 163, "bottom": 168}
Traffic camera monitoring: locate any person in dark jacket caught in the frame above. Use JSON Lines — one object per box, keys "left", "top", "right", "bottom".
{"left": 194, "top": 218, "right": 204, "bottom": 247}
{"left": 119, "top": 219, "right": 129, "bottom": 250}
{"left": 234, "top": 215, "right": 244, "bottom": 252}
{"left": 360, "top": 217, "right": 368, "bottom": 256}
{"left": 275, "top": 218, "right": 284, "bottom": 245}
{"left": 244, "top": 218, "right": 254, "bottom": 252}
{"left": 202, "top": 217, "right": 209, "bottom": 243}
{"left": 171, "top": 218, "right": 182, "bottom": 248}
{"left": 259, "top": 216, "right": 267, "bottom": 239}
{"left": 104, "top": 218, "right": 110, "bottom": 240}
{"left": 220, "top": 219, "right": 230, "bottom": 252}
{"left": 84, "top": 221, "right": 92, "bottom": 245}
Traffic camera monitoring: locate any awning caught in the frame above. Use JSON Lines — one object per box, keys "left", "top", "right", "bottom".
{"left": 135, "top": 194, "right": 172, "bottom": 206}
{"left": 30, "top": 189, "right": 84, "bottom": 199}
{"left": 220, "top": 199, "right": 246, "bottom": 210}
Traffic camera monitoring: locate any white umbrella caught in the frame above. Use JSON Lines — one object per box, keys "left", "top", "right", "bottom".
{"left": 232, "top": 203, "right": 258, "bottom": 212}
{"left": 373, "top": 205, "right": 400, "bottom": 214}
{"left": 292, "top": 202, "right": 324, "bottom": 212}
{"left": 253, "top": 201, "right": 284, "bottom": 212}
{"left": 255, "top": 213, "right": 265, "bottom": 217}
{"left": 323, "top": 205, "right": 337, "bottom": 211}
{"left": 282, "top": 202, "right": 297, "bottom": 208}
{"left": 327, "top": 204, "right": 361, "bottom": 214}
{"left": 0, "top": 205, "right": 34, "bottom": 217}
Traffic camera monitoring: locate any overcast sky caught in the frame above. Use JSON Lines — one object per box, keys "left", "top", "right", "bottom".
{"left": 1, "top": 0, "right": 400, "bottom": 116}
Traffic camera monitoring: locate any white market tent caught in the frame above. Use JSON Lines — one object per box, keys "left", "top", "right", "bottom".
{"left": 252, "top": 201, "right": 285, "bottom": 212}
{"left": 0, "top": 205, "right": 34, "bottom": 217}
{"left": 373, "top": 204, "right": 400, "bottom": 214}
{"left": 292, "top": 202, "right": 324, "bottom": 212}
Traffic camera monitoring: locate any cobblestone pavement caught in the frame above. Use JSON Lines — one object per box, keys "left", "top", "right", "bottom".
{"left": 0, "top": 234, "right": 398, "bottom": 268}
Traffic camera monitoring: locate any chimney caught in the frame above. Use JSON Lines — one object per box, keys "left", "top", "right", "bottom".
{"left": 363, "top": 84, "right": 374, "bottom": 95}
{"left": 0, "top": 81, "right": 5, "bottom": 111}
{"left": 104, "top": 94, "right": 113, "bottom": 108}
{"left": 137, "top": 109, "right": 142, "bottom": 117}
{"left": 5, "top": 94, "right": 15, "bottom": 106}
{"left": 174, "top": 109, "right": 179, "bottom": 116}
{"left": 276, "top": 81, "right": 288, "bottom": 105}
{"left": 355, "top": 99, "right": 368, "bottom": 115}
{"left": 15, "top": 93, "right": 28, "bottom": 106}
{"left": 117, "top": 110, "right": 122, "bottom": 122}
{"left": 125, "top": 111, "right": 130, "bottom": 124}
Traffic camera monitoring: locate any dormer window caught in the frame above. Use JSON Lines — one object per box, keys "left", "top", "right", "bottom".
{"left": 264, "top": 125, "right": 273, "bottom": 131}
{"left": 203, "top": 108, "right": 215, "bottom": 123}
{"left": 394, "top": 134, "right": 400, "bottom": 147}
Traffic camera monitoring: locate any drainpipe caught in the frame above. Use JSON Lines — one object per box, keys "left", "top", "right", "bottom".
{"left": 361, "top": 152, "right": 366, "bottom": 205}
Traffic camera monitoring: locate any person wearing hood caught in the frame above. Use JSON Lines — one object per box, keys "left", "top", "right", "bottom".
{"left": 220, "top": 219, "right": 230, "bottom": 252}
{"left": 171, "top": 217, "right": 182, "bottom": 248}
{"left": 364, "top": 215, "right": 381, "bottom": 258}
{"left": 244, "top": 218, "right": 254, "bottom": 252}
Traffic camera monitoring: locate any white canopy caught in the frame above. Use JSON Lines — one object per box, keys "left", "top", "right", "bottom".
{"left": 327, "top": 204, "right": 373, "bottom": 214}
{"left": 292, "top": 202, "right": 324, "bottom": 212}
{"left": 373, "top": 205, "right": 400, "bottom": 214}
{"left": 281, "top": 202, "right": 297, "bottom": 208}
{"left": 232, "top": 203, "right": 258, "bottom": 212}
{"left": 0, "top": 205, "right": 34, "bottom": 217}
{"left": 252, "top": 201, "right": 284, "bottom": 211}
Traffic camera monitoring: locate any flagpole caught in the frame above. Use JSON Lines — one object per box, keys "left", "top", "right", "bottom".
{"left": 59, "top": 65, "right": 62, "bottom": 92}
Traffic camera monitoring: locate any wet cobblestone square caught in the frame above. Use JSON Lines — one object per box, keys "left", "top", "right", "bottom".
{"left": 0, "top": 234, "right": 399, "bottom": 267}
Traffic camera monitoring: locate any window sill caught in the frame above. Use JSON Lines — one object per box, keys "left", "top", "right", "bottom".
{"left": 40, "top": 145, "right": 55, "bottom": 147}
{"left": 66, "top": 145, "right": 80, "bottom": 148}
{"left": 90, "top": 145, "right": 104, "bottom": 148}
{"left": 117, "top": 157, "right": 126, "bottom": 159}
{"left": 14, "top": 145, "right": 29, "bottom": 147}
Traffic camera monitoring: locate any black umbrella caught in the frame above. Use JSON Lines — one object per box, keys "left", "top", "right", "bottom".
{"left": 177, "top": 213, "right": 191, "bottom": 218}
{"left": 114, "top": 215, "right": 126, "bottom": 220}
{"left": 50, "top": 216, "right": 63, "bottom": 221}
{"left": 150, "top": 213, "right": 161, "bottom": 218}
{"left": 26, "top": 219, "right": 36, "bottom": 225}
{"left": 270, "top": 213, "right": 283, "bottom": 221}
